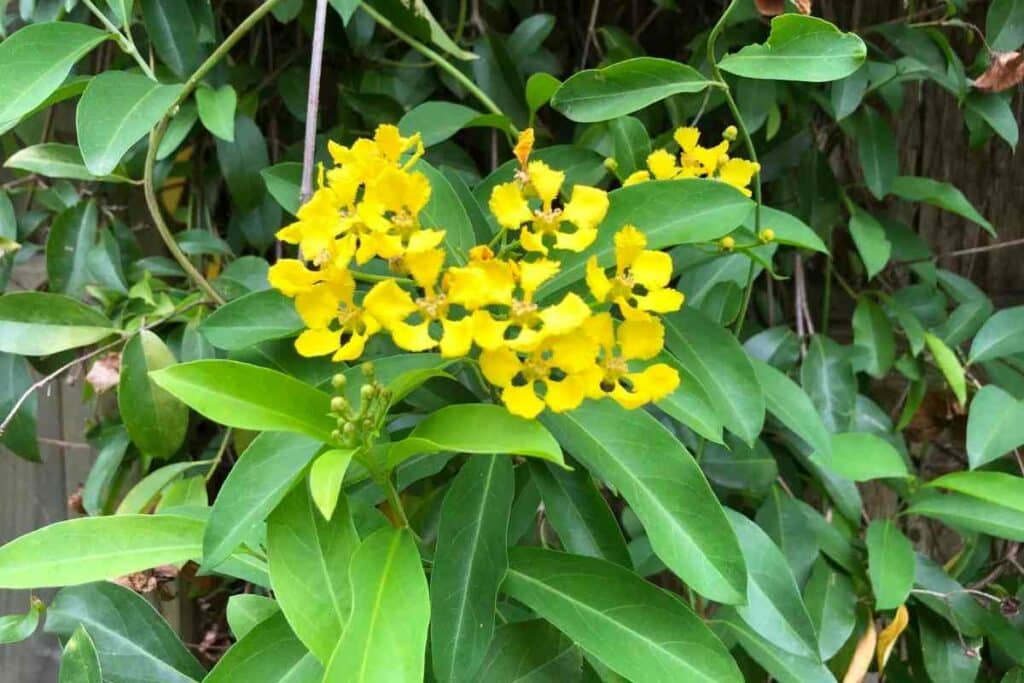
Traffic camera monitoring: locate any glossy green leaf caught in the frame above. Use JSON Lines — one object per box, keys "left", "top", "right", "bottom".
{"left": 475, "top": 619, "right": 581, "bottom": 682}
{"left": 76, "top": 71, "right": 183, "bottom": 176}
{"left": 753, "top": 358, "right": 831, "bottom": 458}
{"left": 725, "top": 509, "right": 820, "bottom": 659}
{"left": 966, "top": 385, "right": 1024, "bottom": 469}
{"left": 206, "top": 612, "right": 323, "bottom": 683}
{"left": 812, "top": 432, "right": 909, "bottom": 481}
{"left": 848, "top": 205, "right": 891, "bottom": 280}
{"left": 0, "top": 598, "right": 44, "bottom": 644}
{"left": 655, "top": 350, "right": 726, "bottom": 443}
{"left": 0, "top": 22, "right": 108, "bottom": 125}
{"left": 717, "top": 610, "right": 836, "bottom": 683}
{"left": 802, "top": 557, "right": 856, "bottom": 661}
{"left": 398, "top": 101, "right": 507, "bottom": 147}
{"left": 0, "top": 292, "right": 113, "bottom": 356}
{"left": 261, "top": 162, "right": 302, "bottom": 215}
{"left": 758, "top": 206, "right": 828, "bottom": 253}
{"left": 47, "top": 200, "right": 98, "bottom": 297}
{"left": 539, "top": 180, "right": 754, "bottom": 297}
{"left": 969, "top": 305, "right": 1024, "bottom": 363}
{"left": 542, "top": 400, "right": 746, "bottom": 605}
{"left": 431, "top": 456, "right": 514, "bottom": 682}
{"left": 59, "top": 624, "right": 102, "bottom": 683}
{"left": 831, "top": 64, "right": 868, "bottom": 121}
{"left": 150, "top": 360, "right": 335, "bottom": 440}
{"left": 719, "top": 15, "right": 866, "bottom": 82}
{"left": 115, "top": 461, "right": 208, "bottom": 513}
{"left": 608, "top": 115, "right": 651, "bottom": 178}
{"left": 926, "top": 470, "right": 1024, "bottom": 514}
{"left": 216, "top": 115, "right": 270, "bottom": 211}
{"left": 268, "top": 483, "right": 359, "bottom": 664}
{"left": 415, "top": 159, "right": 474, "bottom": 266}
{"left": 551, "top": 57, "right": 715, "bottom": 122}
{"left": 852, "top": 298, "right": 895, "bottom": 378}
{"left": 503, "top": 548, "right": 742, "bottom": 682}
{"left": 854, "top": 107, "right": 898, "bottom": 199}
{"left": 801, "top": 335, "right": 856, "bottom": 433}
{"left": 988, "top": 0, "right": 1024, "bottom": 52}
{"left": 919, "top": 613, "right": 983, "bottom": 683}
{"left": 966, "top": 91, "right": 1019, "bottom": 148}
{"left": 119, "top": 330, "right": 188, "bottom": 460}
{"left": 0, "top": 352, "right": 39, "bottom": 461}
{"left": 526, "top": 72, "right": 561, "bottom": 114}
{"left": 200, "top": 288, "right": 304, "bottom": 351}
{"left": 866, "top": 519, "right": 914, "bottom": 610}
{"left": 530, "top": 459, "right": 631, "bottom": 567}
{"left": 4, "top": 143, "right": 129, "bottom": 182}
{"left": 925, "top": 332, "right": 967, "bottom": 405}
{"left": 891, "top": 176, "right": 994, "bottom": 235}
{"left": 139, "top": 0, "right": 202, "bottom": 77}
{"left": 308, "top": 448, "right": 355, "bottom": 520}
{"left": 45, "top": 582, "right": 205, "bottom": 683}
{"left": 322, "top": 528, "right": 430, "bottom": 682}
{"left": 371, "top": 0, "right": 475, "bottom": 61}
{"left": 387, "top": 404, "right": 563, "bottom": 468}
{"left": 226, "top": 594, "right": 280, "bottom": 640}
{"left": 155, "top": 100, "right": 198, "bottom": 160}
{"left": 908, "top": 491, "right": 1024, "bottom": 541}
{"left": 755, "top": 486, "right": 819, "bottom": 585}
{"left": 663, "top": 307, "right": 765, "bottom": 445}
{"left": 196, "top": 84, "right": 237, "bottom": 141}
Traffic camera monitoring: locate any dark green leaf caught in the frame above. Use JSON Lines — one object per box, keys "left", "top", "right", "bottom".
{"left": 802, "top": 557, "right": 856, "bottom": 661}
{"left": 852, "top": 298, "right": 895, "bottom": 377}
{"left": 848, "top": 205, "right": 891, "bottom": 280}
{"left": 800, "top": 335, "right": 856, "bottom": 433}
{"left": 919, "top": 613, "right": 983, "bottom": 683}
{"left": 475, "top": 619, "right": 581, "bottom": 682}
{"left": 966, "top": 385, "right": 1024, "bottom": 469}
{"left": 969, "top": 305, "right": 1024, "bottom": 363}
{"left": 216, "top": 116, "right": 270, "bottom": 211}
{"left": 47, "top": 200, "right": 98, "bottom": 296}
{"left": 59, "top": 624, "right": 102, "bottom": 683}
{"left": 988, "top": 0, "right": 1024, "bottom": 52}
{"left": 891, "top": 176, "right": 994, "bottom": 236}
{"left": 119, "top": 330, "right": 188, "bottom": 459}
{"left": 261, "top": 162, "right": 302, "bottom": 215}
{"left": 866, "top": 519, "right": 914, "bottom": 610}
{"left": 753, "top": 358, "right": 831, "bottom": 458}
{"left": 0, "top": 352, "right": 39, "bottom": 461}
{"left": 139, "top": 0, "right": 202, "bottom": 77}
{"left": 854, "top": 107, "right": 898, "bottom": 199}
{"left": 416, "top": 159, "right": 475, "bottom": 266}
{"left": 717, "top": 610, "right": 835, "bottom": 683}
{"left": 608, "top": 115, "right": 650, "bottom": 178}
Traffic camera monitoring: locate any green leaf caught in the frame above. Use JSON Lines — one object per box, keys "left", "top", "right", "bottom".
{"left": 718, "top": 15, "right": 866, "bottom": 82}
{"left": 216, "top": 116, "right": 270, "bottom": 211}
{"left": 852, "top": 298, "right": 895, "bottom": 378}
{"left": 608, "top": 115, "right": 651, "bottom": 178}
{"left": 663, "top": 307, "right": 765, "bottom": 445}
{"left": 541, "top": 180, "right": 753, "bottom": 297}
{"left": 969, "top": 305, "right": 1024, "bottom": 363}
{"left": 200, "top": 289, "right": 304, "bottom": 351}
{"left": 115, "top": 461, "right": 208, "bottom": 513}
{"left": 415, "top": 159, "right": 474, "bottom": 266}
{"left": 309, "top": 448, "right": 355, "bottom": 520}
{"left": 322, "top": 528, "right": 430, "bottom": 682}
{"left": 830, "top": 64, "right": 868, "bottom": 121}
{"left": 848, "top": 205, "right": 891, "bottom": 280}
{"left": 716, "top": 610, "right": 836, "bottom": 683}
{"left": 551, "top": 57, "right": 716, "bottom": 122}
{"left": 226, "top": 594, "right": 280, "bottom": 640}
{"left": 76, "top": 71, "right": 183, "bottom": 176}
{"left": 919, "top": 613, "right": 983, "bottom": 683}
{"left": 725, "top": 509, "right": 820, "bottom": 659}
{"left": 370, "top": 0, "right": 476, "bottom": 61}
{"left": 866, "top": 519, "right": 914, "bottom": 610}
{"left": 891, "top": 176, "right": 994, "bottom": 236}
{"left": 755, "top": 486, "right": 819, "bottom": 585}
{"left": 204, "top": 432, "right": 321, "bottom": 566}
{"left": 542, "top": 400, "right": 746, "bottom": 605}
{"left": 529, "top": 459, "right": 631, "bottom": 567}
{"left": 0, "top": 598, "right": 44, "bottom": 644}
{"left": 812, "top": 432, "right": 909, "bottom": 481}
{"left": 206, "top": 612, "right": 323, "bottom": 683}
{"left": 801, "top": 335, "right": 856, "bottom": 433}
{"left": 139, "top": 0, "right": 202, "bottom": 77}
{"left": 0, "top": 514, "right": 202, "bottom": 589}
{"left": 925, "top": 470, "right": 1024, "bottom": 514}
{"left": 150, "top": 360, "right": 335, "bottom": 440}
{"left": 196, "top": 84, "right": 237, "bottom": 141}
{"left": 526, "top": 72, "right": 561, "bottom": 114}
{"left": 430, "top": 456, "right": 514, "bottom": 682}
{"left": 0, "top": 352, "right": 40, "bottom": 461}
{"left": 4, "top": 143, "right": 130, "bottom": 182}
{"left": 966, "top": 91, "right": 1019, "bottom": 148}
{"left": 387, "top": 404, "right": 563, "bottom": 468}
{"left": 0, "top": 291, "right": 114, "bottom": 356}
{"left": 988, "top": 0, "right": 1024, "bottom": 51}
{"left": 0, "top": 22, "right": 108, "bottom": 126}
{"left": 502, "top": 548, "right": 742, "bottom": 682}
{"left": 47, "top": 200, "right": 98, "bottom": 297}
{"left": 156, "top": 100, "right": 198, "bottom": 160}
{"left": 119, "top": 330, "right": 188, "bottom": 460}
{"left": 45, "top": 581, "right": 205, "bottom": 683}
{"left": 753, "top": 358, "right": 831, "bottom": 459}
{"left": 398, "top": 101, "right": 507, "bottom": 148}
{"left": 59, "top": 624, "right": 102, "bottom": 683}
{"left": 802, "top": 557, "right": 856, "bottom": 661}
{"left": 267, "top": 483, "right": 360, "bottom": 664}
{"left": 261, "top": 162, "right": 302, "bottom": 215}
{"left": 475, "top": 619, "right": 581, "bottom": 681}
{"left": 925, "top": 332, "right": 967, "bottom": 405}
{"left": 966, "top": 385, "right": 1024, "bottom": 469}
{"left": 907, "top": 491, "right": 1024, "bottom": 541}
{"left": 758, "top": 206, "right": 828, "bottom": 253}
{"left": 854, "top": 106, "right": 898, "bottom": 199}
{"left": 655, "top": 350, "right": 726, "bottom": 443}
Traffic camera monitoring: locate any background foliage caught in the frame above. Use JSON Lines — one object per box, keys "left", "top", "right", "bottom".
{"left": 1, "top": 0, "right": 1024, "bottom": 681}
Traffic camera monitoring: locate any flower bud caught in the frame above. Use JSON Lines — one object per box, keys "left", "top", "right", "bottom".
{"left": 343, "top": 421, "right": 357, "bottom": 435}
{"left": 759, "top": 228, "right": 775, "bottom": 243}
{"left": 719, "top": 235, "right": 736, "bottom": 251}
{"left": 330, "top": 396, "right": 348, "bottom": 414}
{"left": 603, "top": 157, "right": 619, "bottom": 172}
{"left": 331, "top": 373, "right": 347, "bottom": 390}
{"left": 361, "top": 361, "right": 376, "bottom": 380}
{"left": 723, "top": 125, "right": 738, "bottom": 141}
{"left": 360, "top": 384, "right": 375, "bottom": 401}
{"left": 331, "top": 429, "right": 342, "bottom": 442}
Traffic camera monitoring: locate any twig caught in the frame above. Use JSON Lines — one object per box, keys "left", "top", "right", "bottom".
{"left": 81, "top": 0, "right": 157, "bottom": 80}
{"left": 38, "top": 437, "right": 92, "bottom": 450}
{"left": 580, "top": 0, "right": 601, "bottom": 69}
{"left": 300, "top": 0, "right": 329, "bottom": 205}
{"left": 205, "top": 428, "right": 233, "bottom": 483}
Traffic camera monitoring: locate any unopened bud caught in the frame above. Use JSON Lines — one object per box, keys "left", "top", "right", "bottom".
{"left": 331, "top": 429, "right": 342, "bottom": 442}
{"left": 361, "top": 361, "right": 375, "bottom": 380}
{"left": 343, "top": 422, "right": 357, "bottom": 435}
{"left": 603, "top": 157, "right": 619, "bottom": 172}
{"left": 759, "top": 228, "right": 775, "bottom": 243}
{"left": 362, "top": 417, "right": 374, "bottom": 430}
{"left": 331, "top": 373, "right": 347, "bottom": 390}
{"left": 723, "top": 125, "right": 738, "bottom": 141}
{"left": 360, "top": 384, "right": 375, "bottom": 401}
{"left": 720, "top": 235, "right": 736, "bottom": 251}
{"left": 330, "top": 396, "right": 348, "bottom": 413}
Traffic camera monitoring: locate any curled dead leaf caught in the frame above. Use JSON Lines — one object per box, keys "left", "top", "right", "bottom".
{"left": 793, "top": 0, "right": 812, "bottom": 14}
{"left": 973, "top": 51, "right": 1024, "bottom": 93}
{"left": 755, "top": 0, "right": 785, "bottom": 15}
{"left": 876, "top": 604, "right": 910, "bottom": 671}
{"left": 842, "top": 617, "right": 877, "bottom": 683}
{"left": 85, "top": 352, "right": 121, "bottom": 394}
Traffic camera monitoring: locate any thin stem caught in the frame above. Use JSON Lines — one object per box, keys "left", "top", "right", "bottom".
{"left": 381, "top": 475, "right": 411, "bottom": 528}
{"left": 81, "top": 0, "right": 157, "bottom": 80}
{"left": 300, "top": 0, "right": 329, "bottom": 204}
{"left": 360, "top": 2, "right": 512, "bottom": 129}
{"left": 732, "top": 259, "right": 756, "bottom": 335}
{"left": 351, "top": 270, "right": 413, "bottom": 285}
{"left": 205, "top": 428, "right": 233, "bottom": 483}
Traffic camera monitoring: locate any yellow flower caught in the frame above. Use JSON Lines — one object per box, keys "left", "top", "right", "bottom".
{"left": 445, "top": 246, "right": 516, "bottom": 311}
{"left": 717, "top": 157, "right": 761, "bottom": 197}
{"left": 354, "top": 166, "right": 442, "bottom": 264}
{"left": 480, "top": 333, "right": 598, "bottom": 419}
{"left": 268, "top": 259, "right": 321, "bottom": 296}
{"left": 586, "top": 225, "right": 684, "bottom": 318}
{"left": 293, "top": 268, "right": 382, "bottom": 361}
{"left": 581, "top": 313, "right": 680, "bottom": 409}
{"left": 363, "top": 248, "right": 474, "bottom": 357}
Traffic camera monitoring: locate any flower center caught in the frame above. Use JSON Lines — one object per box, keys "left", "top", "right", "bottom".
{"left": 532, "top": 207, "right": 563, "bottom": 233}
{"left": 416, "top": 293, "right": 447, "bottom": 320}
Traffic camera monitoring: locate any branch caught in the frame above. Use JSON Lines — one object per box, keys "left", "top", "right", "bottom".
{"left": 300, "top": 0, "right": 330, "bottom": 204}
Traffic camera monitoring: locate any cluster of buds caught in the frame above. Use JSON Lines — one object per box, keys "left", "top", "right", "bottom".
{"left": 329, "top": 362, "right": 391, "bottom": 450}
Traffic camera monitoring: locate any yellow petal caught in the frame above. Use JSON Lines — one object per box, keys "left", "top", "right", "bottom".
{"left": 842, "top": 619, "right": 877, "bottom": 683}
{"left": 295, "top": 328, "right": 339, "bottom": 357}
{"left": 480, "top": 347, "right": 522, "bottom": 387}
{"left": 718, "top": 158, "right": 760, "bottom": 194}
{"left": 275, "top": 221, "right": 304, "bottom": 244}
{"left": 489, "top": 182, "right": 532, "bottom": 229}
{"left": 631, "top": 250, "right": 673, "bottom": 289}
{"left": 647, "top": 149, "right": 678, "bottom": 180}
{"left": 448, "top": 260, "right": 516, "bottom": 310}
{"left": 673, "top": 126, "right": 701, "bottom": 153}
{"left": 539, "top": 293, "right": 591, "bottom": 336}
{"left": 439, "top": 317, "right": 474, "bottom": 358}
{"left": 585, "top": 256, "right": 612, "bottom": 302}
{"left": 404, "top": 248, "right": 445, "bottom": 290}
{"left": 876, "top": 605, "right": 909, "bottom": 672}
{"left": 614, "top": 224, "right": 646, "bottom": 270}
{"left": 518, "top": 258, "right": 560, "bottom": 297}
{"left": 333, "top": 330, "right": 370, "bottom": 362}
{"left": 582, "top": 311, "right": 615, "bottom": 351}
{"left": 634, "top": 287, "right": 685, "bottom": 314}
{"left": 374, "top": 124, "right": 407, "bottom": 161}
{"left": 553, "top": 226, "right": 597, "bottom": 252}
{"left": 519, "top": 227, "right": 548, "bottom": 254}
{"left": 608, "top": 382, "right": 650, "bottom": 410}
{"left": 268, "top": 259, "right": 319, "bottom": 296}
{"left": 514, "top": 128, "right": 535, "bottom": 168}
{"left": 527, "top": 161, "right": 565, "bottom": 206}
{"left": 561, "top": 185, "right": 609, "bottom": 232}
{"left": 391, "top": 319, "right": 437, "bottom": 351}
{"left": 629, "top": 363, "right": 680, "bottom": 402}
{"left": 363, "top": 279, "right": 417, "bottom": 327}
{"left": 548, "top": 334, "right": 599, "bottom": 374}
{"left": 543, "top": 375, "right": 586, "bottom": 413}
{"left": 617, "top": 318, "right": 665, "bottom": 360}
{"left": 295, "top": 284, "right": 340, "bottom": 329}
{"left": 472, "top": 310, "right": 511, "bottom": 350}
{"left": 502, "top": 383, "right": 545, "bottom": 419}
{"left": 407, "top": 228, "right": 446, "bottom": 254}
{"left": 622, "top": 170, "right": 650, "bottom": 187}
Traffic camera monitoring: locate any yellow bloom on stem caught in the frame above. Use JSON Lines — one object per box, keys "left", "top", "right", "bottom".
{"left": 581, "top": 312, "right": 680, "bottom": 409}
{"left": 480, "top": 333, "right": 598, "bottom": 419}
{"left": 293, "top": 268, "right": 382, "bottom": 361}
{"left": 586, "top": 225, "right": 684, "bottom": 318}
{"left": 268, "top": 259, "right": 321, "bottom": 296}
{"left": 354, "top": 167, "right": 441, "bottom": 263}
{"left": 717, "top": 157, "right": 761, "bottom": 197}
{"left": 445, "top": 246, "right": 516, "bottom": 311}
{"left": 363, "top": 248, "right": 474, "bottom": 357}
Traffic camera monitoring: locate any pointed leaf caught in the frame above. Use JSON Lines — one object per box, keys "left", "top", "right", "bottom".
{"left": 803, "top": 557, "right": 856, "bottom": 661}
{"left": 59, "top": 624, "right": 102, "bottom": 683}
{"left": 891, "top": 176, "right": 994, "bottom": 236}
{"left": 205, "top": 612, "right": 323, "bottom": 683}
{"left": 47, "top": 200, "right": 98, "bottom": 296}
{"left": 195, "top": 84, "right": 237, "bottom": 141}
{"left": 866, "top": 519, "right": 914, "bottom": 610}
{"left": 0, "top": 291, "right": 114, "bottom": 356}
{"left": 969, "top": 305, "right": 1024, "bottom": 363}
{"left": 119, "top": 330, "right": 189, "bottom": 460}
{"left": 966, "top": 385, "right": 1024, "bottom": 469}
{"left": 226, "top": 594, "right": 280, "bottom": 640}
{"left": 753, "top": 358, "right": 831, "bottom": 458}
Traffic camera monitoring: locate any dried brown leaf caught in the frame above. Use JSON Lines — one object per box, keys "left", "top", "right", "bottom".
{"left": 974, "top": 51, "right": 1024, "bottom": 93}
{"left": 85, "top": 352, "right": 121, "bottom": 394}
{"left": 876, "top": 604, "right": 910, "bottom": 671}
{"left": 842, "top": 618, "right": 877, "bottom": 683}
{"left": 755, "top": 0, "right": 785, "bottom": 15}
{"left": 793, "top": 0, "right": 812, "bottom": 14}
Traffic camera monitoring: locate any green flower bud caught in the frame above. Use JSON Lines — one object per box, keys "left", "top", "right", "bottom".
{"left": 331, "top": 373, "right": 347, "bottom": 390}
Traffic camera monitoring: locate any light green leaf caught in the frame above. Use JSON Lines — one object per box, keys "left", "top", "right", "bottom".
{"left": 542, "top": 400, "right": 746, "bottom": 605}
{"left": 196, "top": 84, "right": 237, "bottom": 141}
{"left": 718, "top": 15, "right": 866, "bottom": 82}
{"left": 4, "top": 143, "right": 130, "bottom": 182}
{"left": 156, "top": 100, "right": 198, "bottom": 160}
{"left": 753, "top": 358, "right": 831, "bottom": 458}
{"left": 115, "top": 461, "right": 208, "bottom": 513}
{"left": 59, "top": 624, "right": 102, "bottom": 683}
{"left": 755, "top": 486, "right": 819, "bottom": 585}
{"left": 891, "top": 176, "right": 994, "bottom": 235}
{"left": 866, "top": 519, "right": 914, "bottom": 610}
{"left": 430, "top": 456, "right": 514, "bottom": 682}
{"left": 47, "top": 200, "right": 98, "bottom": 297}
{"left": 0, "top": 597, "right": 44, "bottom": 644}
{"left": 925, "top": 332, "right": 967, "bottom": 405}
{"left": 76, "top": 71, "right": 183, "bottom": 176}
{"left": 812, "top": 432, "right": 909, "bottom": 481}
{"left": 757, "top": 206, "right": 828, "bottom": 253}
{"left": 150, "top": 360, "right": 335, "bottom": 440}
{"left": 268, "top": 483, "right": 360, "bottom": 664}
{"left": 0, "top": 22, "right": 108, "bottom": 125}
{"left": 551, "top": 57, "right": 716, "bottom": 122}
{"left": 309, "top": 448, "right": 355, "bottom": 520}
{"left": 200, "top": 288, "right": 304, "bottom": 350}
{"left": 526, "top": 72, "right": 561, "bottom": 114}
{"left": 226, "top": 594, "right": 280, "bottom": 640}
{"left": 502, "top": 548, "right": 742, "bottom": 682}
{"left": 119, "top": 330, "right": 189, "bottom": 460}
{"left": 398, "top": 101, "right": 507, "bottom": 147}
{"left": 966, "top": 91, "right": 1019, "bottom": 148}
{"left": 925, "top": 470, "right": 1024, "bottom": 514}
{"left": 966, "top": 385, "right": 1024, "bottom": 469}
{"left": 908, "top": 491, "right": 1024, "bottom": 541}
{"left": 322, "top": 528, "right": 430, "bottom": 682}
{"left": 0, "top": 514, "right": 203, "bottom": 589}
{"left": 0, "top": 292, "right": 113, "bottom": 356}
{"left": 802, "top": 557, "right": 856, "bottom": 661}
{"left": 387, "top": 404, "right": 563, "bottom": 468}
{"left": 848, "top": 205, "right": 891, "bottom": 280}
{"left": 205, "top": 612, "right": 323, "bottom": 683}
{"left": 969, "top": 305, "right": 1024, "bottom": 363}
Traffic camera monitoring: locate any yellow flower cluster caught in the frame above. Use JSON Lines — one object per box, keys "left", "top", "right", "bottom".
{"left": 623, "top": 125, "right": 760, "bottom": 196}
{"left": 268, "top": 125, "right": 684, "bottom": 419}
